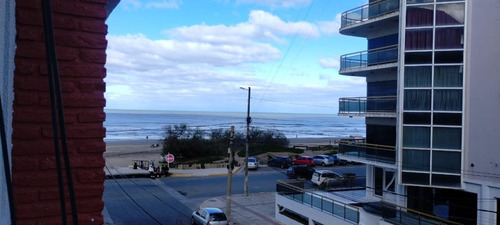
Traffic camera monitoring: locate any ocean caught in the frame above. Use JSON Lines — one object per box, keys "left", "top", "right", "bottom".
{"left": 103, "top": 109, "right": 366, "bottom": 142}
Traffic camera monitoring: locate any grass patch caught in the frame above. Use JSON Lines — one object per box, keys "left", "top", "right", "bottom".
{"left": 237, "top": 146, "right": 304, "bottom": 157}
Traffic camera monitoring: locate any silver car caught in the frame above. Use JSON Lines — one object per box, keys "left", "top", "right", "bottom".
{"left": 248, "top": 157, "right": 258, "bottom": 170}
{"left": 191, "top": 208, "right": 228, "bottom": 225}
{"left": 313, "top": 155, "right": 334, "bottom": 166}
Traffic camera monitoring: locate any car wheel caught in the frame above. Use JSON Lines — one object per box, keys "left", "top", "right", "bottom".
{"left": 321, "top": 162, "right": 326, "bottom": 166}
{"left": 191, "top": 217, "right": 196, "bottom": 225}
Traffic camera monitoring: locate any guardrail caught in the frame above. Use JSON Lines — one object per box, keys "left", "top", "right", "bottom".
{"left": 340, "top": 45, "right": 398, "bottom": 72}
{"left": 380, "top": 201, "right": 463, "bottom": 225}
{"left": 339, "top": 96, "right": 397, "bottom": 115}
{"left": 341, "top": 0, "right": 400, "bottom": 28}
{"left": 339, "top": 140, "right": 396, "bottom": 164}
{"left": 276, "top": 179, "right": 360, "bottom": 224}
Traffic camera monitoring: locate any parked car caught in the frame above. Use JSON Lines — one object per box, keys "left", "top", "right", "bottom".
{"left": 267, "top": 156, "right": 292, "bottom": 168}
{"left": 331, "top": 154, "right": 348, "bottom": 165}
{"left": 292, "top": 156, "right": 315, "bottom": 167}
{"left": 191, "top": 207, "right": 228, "bottom": 225}
{"left": 313, "top": 155, "right": 334, "bottom": 166}
{"left": 286, "top": 165, "right": 316, "bottom": 179}
{"left": 248, "top": 157, "right": 258, "bottom": 170}
{"left": 311, "top": 170, "right": 342, "bottom": 186}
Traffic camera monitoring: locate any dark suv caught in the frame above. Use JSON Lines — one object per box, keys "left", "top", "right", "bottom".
{"left": 267, "top": 156, "right": 292, "bottom": 168}
{"left": 286, "top": 165, "right": 315, "bottom": 179}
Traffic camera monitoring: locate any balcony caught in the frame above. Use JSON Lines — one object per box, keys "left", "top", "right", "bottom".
{"left": 339, "top": 139, "right": 396, "bottom": 166}
{"left": 340, "top": 0, "right": 400, "bottom": 37}
{"left": 276, "top": 180, "right": 461, "bottom": 225}
{"left": 339, "top": 96, "right": 397, "bottom": 118}
{"left": 339, "top": 45, "right": 398, "bottom": 76}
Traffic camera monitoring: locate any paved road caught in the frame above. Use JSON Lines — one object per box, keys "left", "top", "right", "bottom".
{"left": 103, "top": 164, "right": 366, "bottom": 224}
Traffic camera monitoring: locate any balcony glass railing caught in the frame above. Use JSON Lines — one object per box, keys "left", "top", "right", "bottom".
{"left": 340, "top": 45, "right": 398, "bottom": 72}
{"left": 339, "top": 96, "right": 397, "bottom": 115}
{"left": 276, "top": 180, "right": 360, "bottom": 224}
{"left": 341, "top": 0, "right": 400, "bottom": 28}
{"left": 339, "top": 139, "right": 396, "bottom": 164}
{"left": 380, "top": 201, "right": 462, "bottom": 225}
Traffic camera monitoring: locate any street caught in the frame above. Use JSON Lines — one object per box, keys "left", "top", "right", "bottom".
{"left": 103, "top": 164, "right": 366, "bottom": 224}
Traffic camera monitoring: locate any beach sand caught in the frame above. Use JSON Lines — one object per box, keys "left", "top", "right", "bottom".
{"left": 104, "top": 137, "right": 339, "bottom": 168}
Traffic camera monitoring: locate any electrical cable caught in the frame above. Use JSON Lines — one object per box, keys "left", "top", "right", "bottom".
{"left": 41, "top": 0, "right": 78, "bottom": 224}
{"left": 0, "top": 92, "right": 16, "bottom": 225}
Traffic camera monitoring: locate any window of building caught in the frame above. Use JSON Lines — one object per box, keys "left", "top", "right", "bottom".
{"left": 432, "top": 151, "right": 461, "bottom": 173}
{"left": 406, "top": 5, "right": 434, "bottom": 27}
{"left": 404, "top": 112, "right": 431, "bottom": 124}
{"left": 433, "top": 89, "right": 462, "bottom": 111}
{"left": 432, "top": 127, "right": 461, "bottom": 149}
{"left": 435, "top": 3, "right": 465, "bottom": 25}
{"left": 404, "top": 90, "right": 431, "bottom": 110}
{"left": 435, "top": 27, "right": 464, "bottom": 49}
{"left": 403, "top": 126, "right": 431, "bottom": 148}
{"left": 431, "top": 174, "right": 461, "bottom": 187}
{"left": 403, "top": 149, "right": 430, "bottom": 171}
{"left": 405, "top": 52, "right": 433, "bottom": 64}
{"left": 406, "top": 29, "right": 433, "bottom": 50}
{"left": 402, "top": 172, "right": 429, "bottom": 185}
{"left": 434, "top": 66, "right": 463, "bottom": 87}
{"left": 405, "top": 66, "right": 432, "bottom": 87}
{"left": 433, "top": 112, "right": 461, "bottom": 125}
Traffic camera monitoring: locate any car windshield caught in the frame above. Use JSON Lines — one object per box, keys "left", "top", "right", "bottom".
{"left": 248, "top": 158, "right": 256, "bottom": 162}
{"left": 210, "top": 213, "right": 227, "bottom": 221}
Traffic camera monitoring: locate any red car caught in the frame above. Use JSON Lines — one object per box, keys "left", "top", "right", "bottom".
{"left": 292, "top": 156, "right": 315, "bottom": 167}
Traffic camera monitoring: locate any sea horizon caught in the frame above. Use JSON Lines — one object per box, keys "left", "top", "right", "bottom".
{"left": 103, "top": 109, "right": 365, "bottom": 142}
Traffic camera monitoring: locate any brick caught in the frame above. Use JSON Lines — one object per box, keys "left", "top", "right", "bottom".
{"left": 13, "top": 187, "right": 39, "bottom": 204}
{"left": 72, "top": 155, "right": 105, "bottom": 168}
{"left": 16, "top": 200, "right": 63, "bottom": 219}
{"left": 79, "top": 212, "right": 104, "bottom": 225}
{"left": 12, "top": 156, "right": 41, "bottom": 171}
{"left": 79, "top": 18, "right": 108, "bottom": 34}
{"left": 15, "top": 8, "right": 43, "bottom": 26}
{"left": 15, "top": 76, "right": 50, "bottom": 91}
{"left": 76, "top": 139, "right": 106, "bottom": 153}
{"left": 16, "top": 25, "right": 44, "bottom": 41}
{"left": 62, "top": 93, "right": 106, "bottom": 108}
{"left": 77, "top": 197, "right": 104, "bottom": 213}
{"left": 58, "top": 64, "right": 106, "bottom": 78}
{"left": 55, "top": 30, "right": 107, "bottom": 49}
{"left": 77, "top": 80, "right": 106, "bottom": 93}
{"left": 13, "top": 109, "right": 52, "bottom": 123}
{"left": 78, "top": 110, "right": 105, "bottom": 123}
{"left": 12, "top": 125, "right": 41, "bottom": 140}
{"left": 80, "top": 49, "right": 107, "bottom": 63}
{"left": 15, "top": 41, "right": 47, "bottom": 59}
{"left": 13, "top": 59, "right": 41, "bottom": 75}
{"left": 75, "top": 184, "right": 104, "bottom": 198}
{"left": 14, "top": 92, "right": 41, "bottom": 106}
{"left": 11, "top": 139, "right": 55, "bottom": 156}
{"left": 13, "top": 171, "right": 59, "bottom": 187}
{"left": 56, "top": 46, "right": 79, "bottom": 61}
{"left": 42, "top": 125, "right": 106, "bottom": 138}
{"left": 77, "top": 169, "right": 105, "bottom": 183}
{"left": 52, "top": 1, "right": 108, "bottom": 19}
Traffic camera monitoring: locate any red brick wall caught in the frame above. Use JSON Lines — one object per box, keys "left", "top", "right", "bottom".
{"left": 13, "top": 0, "right": 108, "bottom": 224}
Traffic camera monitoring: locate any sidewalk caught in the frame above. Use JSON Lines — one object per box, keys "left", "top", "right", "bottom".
{"left": 104, "top": 166, "right": 284, "bottom": 225}
{"left": 200, "top": 192, "right": 283, "bottom": 225}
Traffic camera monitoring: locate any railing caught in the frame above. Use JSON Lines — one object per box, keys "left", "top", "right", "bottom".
{"left": 341, "top": 0, "right": 400, "bottom": 28}
{"left": 339, "top": 96, "right": 397, "bottom": 115}
{"left": 340, "top": 45, "right": 398, "bottom": 72}
{"left": 339, "top": 140, "right": 396, "bottom": 164}
{"left": 380, "top": 201, "right": 463, "bottom": 225}
{"left": 276, "top": 180, "right": 360, "bottom": 224}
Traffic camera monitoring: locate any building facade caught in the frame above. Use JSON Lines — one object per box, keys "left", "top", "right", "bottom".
{"left": 338, "top": 0, "right": 500, "bottom": 224}
{"left": 1, "top": 0, "right": 118, "bottom": 224}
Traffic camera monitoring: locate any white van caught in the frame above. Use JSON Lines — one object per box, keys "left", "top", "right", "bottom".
{"left": 311, "top": 170, "right": 341, "bottom": 186}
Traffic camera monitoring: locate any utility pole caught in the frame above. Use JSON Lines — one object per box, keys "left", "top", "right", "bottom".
{"left": 226, "top": 126, "right": 234, "bottom": 220}
{"left": 240, "top": 87, "right": 251, "bottom": 197}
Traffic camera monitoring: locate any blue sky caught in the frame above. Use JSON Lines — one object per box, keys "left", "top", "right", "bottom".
{"left": 105, "top": 0, "right": 367, "bottom": 114}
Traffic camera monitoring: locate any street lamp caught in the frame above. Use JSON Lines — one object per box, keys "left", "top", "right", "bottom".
{"left": 240, "top": 87, "right": 251, "bottom": 197}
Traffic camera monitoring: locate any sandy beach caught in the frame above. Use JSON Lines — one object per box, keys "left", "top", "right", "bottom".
{"left": 104, "top": 137, "right": 339, "bottom": 168}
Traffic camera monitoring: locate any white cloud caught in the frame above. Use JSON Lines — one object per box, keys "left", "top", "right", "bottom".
{"left": 318, "top": 14, "right": 342, "bottom": 36}
{"left": 235, "top": 0, "right": 312, "bottom": 8}
{"left": 120, "top": 0, "right": 180, "bottom": 10}
{"left": 165, "top": 10, "right": 319, "bottom": 44}
{"left": 319, "top": 57, "right": 340, "bottom": 69}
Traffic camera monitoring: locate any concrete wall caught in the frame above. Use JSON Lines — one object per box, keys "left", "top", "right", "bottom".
{"left": 0, "top": 0, "right": 16, "bottom": 224}
{"left": 12, "top": 0, "right": 108, "bottom": 224}
{"left": 463, "top": 0, "right": 500, "bottom": 184}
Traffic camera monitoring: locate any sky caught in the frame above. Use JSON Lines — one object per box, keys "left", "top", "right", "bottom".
{"left": 104, "top": 0, "right": 368, "bottom": 114}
